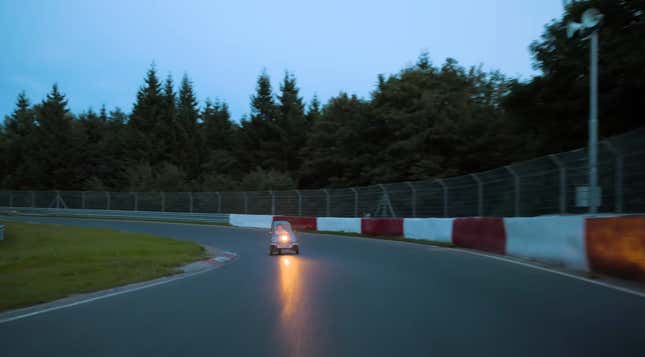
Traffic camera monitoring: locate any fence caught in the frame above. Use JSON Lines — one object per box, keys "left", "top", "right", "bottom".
{"left": 1, "top": 128, "right": 644, "bottom": 218}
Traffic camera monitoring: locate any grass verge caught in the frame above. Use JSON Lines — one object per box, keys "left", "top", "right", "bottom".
{"left": 0, "top": 220, "right": 207, "bottom": 311}
{"left": 302, "top": 230, "right": 455, "bottom": 248}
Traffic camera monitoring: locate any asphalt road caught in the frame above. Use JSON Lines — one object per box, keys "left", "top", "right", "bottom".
{"left": 1, "top": 216, "right": 644, "bottom": 357}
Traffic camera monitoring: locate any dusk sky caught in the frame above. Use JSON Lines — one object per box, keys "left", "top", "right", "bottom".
{"left": 1, "top": 0, "right": 563, "bottom": 121}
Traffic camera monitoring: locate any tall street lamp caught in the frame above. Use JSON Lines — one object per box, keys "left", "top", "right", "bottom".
{"left": 567, "top": 7, "right": 604, "bottom": 213}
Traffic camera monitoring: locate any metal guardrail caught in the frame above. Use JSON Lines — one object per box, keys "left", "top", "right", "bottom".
{"left": 0, "top": 207, "right": 230, "bottom": 224}
{"left": 0, "top": 224, "right": 4, "bottom": 241}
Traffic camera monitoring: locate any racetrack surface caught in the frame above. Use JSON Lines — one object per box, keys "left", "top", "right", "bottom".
{"left": 1, "top": 216, "right": 644, "bottom": 357}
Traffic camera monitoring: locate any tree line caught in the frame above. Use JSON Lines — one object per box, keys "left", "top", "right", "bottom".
{"left": 1, "top": 0, "right": 642, "bottom": 192}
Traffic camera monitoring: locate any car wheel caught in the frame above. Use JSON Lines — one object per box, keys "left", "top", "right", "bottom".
{"left": 294, "top": 246, "right": 299, "bottom": 255}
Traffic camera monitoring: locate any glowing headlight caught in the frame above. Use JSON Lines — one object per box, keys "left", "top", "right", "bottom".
{"left": 280, "top": 234, "right": 289, "bottom": 243}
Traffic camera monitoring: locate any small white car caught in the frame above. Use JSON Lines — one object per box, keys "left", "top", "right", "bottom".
{"left": 268, "top": 221, "right": 300, "bottom": 255}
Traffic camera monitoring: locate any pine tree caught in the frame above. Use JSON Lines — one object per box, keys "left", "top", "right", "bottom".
{"left": 176, "top": 74, "right": 201, "bottom": 180}
{"left": 33, "top": 84, "right": 82, "bottom": 189}
{"left": 128, "top": 64, "right": 163, "bottom": 165}
{"left": 277, "top": 71, "right": 306, "bottom": 173}
{"left": 2, "top": 92, "right": 36, "bottom": 188}
{"left": 239, "top": 71, "right": 282, "bottom": 172}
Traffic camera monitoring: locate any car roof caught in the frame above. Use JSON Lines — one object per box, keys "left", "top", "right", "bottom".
{"left": 272, "top": 221, "right": 292, "bottom": 228}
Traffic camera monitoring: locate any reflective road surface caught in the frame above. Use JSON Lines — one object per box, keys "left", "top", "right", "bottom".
{"left": 1, "top": 216, "right": 644, "bottom": 357}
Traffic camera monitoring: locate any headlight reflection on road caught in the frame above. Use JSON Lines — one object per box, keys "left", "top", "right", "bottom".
{"left": 278, "top": 255, "right": 300, "bottom": 321}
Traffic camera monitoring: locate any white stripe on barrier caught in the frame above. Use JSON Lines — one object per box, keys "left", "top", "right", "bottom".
{"left": 504, "top": 216, "right": 588, "bottom": 271}
{"left": 316, "top": 217, "right": 362, "bottom": 233}
{"left": 229, "top": 214, "right": 274, "bottom": 229}
{"left": 403, "top": 218, "right": 454, "bottom": 243}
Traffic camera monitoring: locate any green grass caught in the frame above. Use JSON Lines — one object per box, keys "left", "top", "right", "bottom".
{"left": 303, "top": 230, "right": 455, "bottom": 247}
{"left": 0, "top": 220, "right": 207, "bottom": 311}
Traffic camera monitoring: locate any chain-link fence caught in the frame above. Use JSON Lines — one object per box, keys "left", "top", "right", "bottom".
{"left": 1, "top": 128, "right": 644, "bottom": 217}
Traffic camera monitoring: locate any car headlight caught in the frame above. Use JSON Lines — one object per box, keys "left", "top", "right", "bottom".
{"left": 280, "top": 234, "right": 289, "bottom": 243}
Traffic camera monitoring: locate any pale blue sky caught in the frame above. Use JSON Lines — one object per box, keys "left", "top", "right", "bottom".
{"left": 0, "top": 0, "right": 563, "bottom": 121}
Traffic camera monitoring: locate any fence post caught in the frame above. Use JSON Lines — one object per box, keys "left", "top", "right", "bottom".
{"left": 81, "top": 191, "right": 86, "bottom": 209}
{"left": 350, "top": 188, "right": 358, "bottom": 217}
{"left": 133, "top": 192, "right": 138, "bottom": 211}
{"left": 295, "top": 190, "right": 302, "bottom": 216}
{"left": 435, "top": 179, "right": 448, "bottom": 217}
{"left": 603, "top": 141, "right": 623, "bottom": 213}
{"left": 505, "top": 166, "right": 520, "bottom": 217}
{"left": 216, "top": 192, "right": 222, "bottom": 213}
{"left": 105, "top": 191, "right": 110, "bottom": 210}
{"left": 470, "top": 174, "right": 483, "bottom": 217}
{"left": 9, "top": 191, "right": 13, "bottom": 208}
{"left": 323, "top": 189, "right": 330, "bottom": 217}
{"left": 160, "top": 192, "right": 165, "bottom": 212}
{"left": 189, "top": 192, "right": 194, "bottom": 213}
{"left": 270, "top": 190, "right": 275, "bottom": 215}
{"left": 549, "top": 154, "right": 567, "bottom": 214}
{"left": 30, "top": 191, "right": 35, "bottom": 208}
{"left": 243, "top": 192, "right": 248, "bottom": 214}
{"left": 405, "top": 182, "right": 417, "bottom": 217}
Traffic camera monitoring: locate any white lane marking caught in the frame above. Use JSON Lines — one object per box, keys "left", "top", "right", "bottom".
{"left": 453, "top": 249, "right": 645, "bottom": 299}
{"left": 0, "top": 256, "right": 236, "bottom": 325}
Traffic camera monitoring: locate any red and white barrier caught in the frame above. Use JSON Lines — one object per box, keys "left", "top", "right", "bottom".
{"left": 403, "top": 218, "right": 453, "bottom": 243}
{"left": 228, "top": 213, "right": 645, "bottom": 281}
{"left": 229, "top": 214, "right": 273, "bottom": 229}
{"left": 505, "top": 216, "right": 588, "bottom": 271}
{"left": 317, "top": 217, "right": 362, "bottom": 233}
{"left": 453, "top": 217, "right": 506, "bottom": 254}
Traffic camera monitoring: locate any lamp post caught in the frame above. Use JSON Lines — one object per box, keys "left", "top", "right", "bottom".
{"left": 567, "top": 7, "right": 603, "bottom": 213}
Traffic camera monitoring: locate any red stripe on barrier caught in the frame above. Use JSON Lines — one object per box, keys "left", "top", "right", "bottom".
{"left": 586, "top": 216, "right": 645, "bottom": 282}
{"left": 453, "top": 217, "right": 506, "bottom": 254}
{"left": 273, "top": 216, "right": 317, "bottom": 231}
{"left": 361, "top": 218, "right": 403, "bottom": 236}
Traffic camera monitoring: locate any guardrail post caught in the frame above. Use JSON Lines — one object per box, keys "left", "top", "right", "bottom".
{"left": 243, "top": 192, "right": 248, "bottom": 214}
{"left": 603, "top": 141, "right": 623, "bottom": 213}
{"left": 189, "top": 192, "right": 194, "bottom": 213}
{"left": 549, "top": 154, "right": 567, "bottom": 214}
{"left": 295, "top": 190, "right": 302, "bottom": 216}
{"left": 81, "top": 191, "right": 86, "bottom": 209}
{"left": 216, "top": 192, "right": 222, "bottom": 213}
{"left": 133, "top": 192, "right": 138, "bottom": 211}
{"left": 323, "top": 189, "right": 330, "bottom": 217}
{"left": 9, "top": 191, "right": 13, "bottom": 208}
{"left": 350, "top": 188, "right": 358, "bottom": 217}
{"left": 270, "top": 190, "right": 275, "bottom": 215}
{"left": 505, "top": 166, "right": 520, "bottom": 217}
{"left": 435, "top": 179, "right": 448, "bottom": 217}
{"left": 405, "top": 182, "right": 417, "bottom": 217}
{"left": 160, "top": 192, "right": 165, "bottom": 212}
{"left": 30, "top": 191, "right": 35, "bottom": 208}
{"left": 470, "top": 174, "right": 483, "bottom": 217}
{"left": 105, "top": 191, "right": 110, "bottom": 210}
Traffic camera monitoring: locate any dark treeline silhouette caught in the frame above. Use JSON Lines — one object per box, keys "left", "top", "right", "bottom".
{"left": 1, "top": 0, "right": 642, "bottom": 192}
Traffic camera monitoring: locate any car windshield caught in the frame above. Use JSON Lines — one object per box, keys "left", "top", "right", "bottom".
{"left": 272, "top": 222, "right": 293, "bottom": 234}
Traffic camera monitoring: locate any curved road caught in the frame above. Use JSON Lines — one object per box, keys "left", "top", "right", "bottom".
{"left": 1, "top": 216, "right": 644, "bottom": 356}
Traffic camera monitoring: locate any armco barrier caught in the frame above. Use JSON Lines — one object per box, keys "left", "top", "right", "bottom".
{"left": 403, "top": 218, "right": 454, "bottom": 243}
{"left": 0, "top": 207, "right": 229, "bottom": 224}
{"left": 586, "top": 216, "right": 645, "bottom": 282}
{"left": 229, "top": 214, "right": 273, "bottom": 228}
{"left": 361, "top": 218, "right": 403, "bottom": 236}
{"left": 453, "top": 217, "right": 506, "bottom": 254}
{"left": 0, "top": 224, "right": 4, "bottom": 241}
{"left": 317, "top": 217, "right": 362, "bottom": 233}
{"left": 273, "top": 216, "right": 317, "bottom": 231}
{"left": 505, "top": 216, "right": 588, "bottom": 271}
